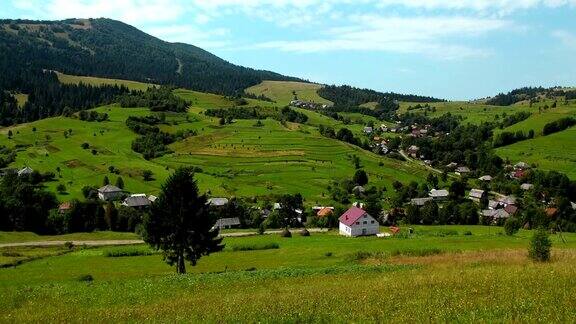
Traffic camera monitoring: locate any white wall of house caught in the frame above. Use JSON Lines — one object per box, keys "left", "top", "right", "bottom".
{"left": 340, "top": 214, "right": 380, "bottom": 237}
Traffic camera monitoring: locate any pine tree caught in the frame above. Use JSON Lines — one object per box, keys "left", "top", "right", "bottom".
{"left": 115, "top": 177, "right": 124, "bottom": 189}
{"left": 103, "top": 176, "right": 109, "bottom": 186}
{"left": 143, "top": 168, "right": 224, "bottom": 274}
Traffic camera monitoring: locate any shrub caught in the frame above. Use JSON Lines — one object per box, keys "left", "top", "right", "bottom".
{"left": 103, "top": 246, "right": 157, "bottom": 257}
{"left": 78, "top": 274, "right": 94, "bottom": 282}
{"left": 324, "top": 252, "right": 333, "bottom": 257}
{"left": 64, "top": 241, "right": 74, "bottom": 250}
{"left": 280, "top": 228, "right": 292, "bottom": 238}
{"left": 529, "top": 228, "right": 552, "bottom": 262}
{"left": 257, "top": 223, "right": 265, "bottom": 235}
{"left": 504, "top": 217, "right": 522, "bottom": 236}
{"left": 299, "top": 228, "right": 310, "bottom": 236}
{"left": 1, "top": 251, "right": 23, "bottom": 257}
{"left": 230, "top": 243, "right": 279, "bottom": 252}
{"left": 463, "top": 231, "right": 473, "bottom": 236}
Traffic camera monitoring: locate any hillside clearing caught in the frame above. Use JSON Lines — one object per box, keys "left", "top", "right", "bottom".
{"left": 246, "top": 81, "right": 332, "bottom": 106}
{"left": 55, "top": 71, "right": 157, "bottom": 91}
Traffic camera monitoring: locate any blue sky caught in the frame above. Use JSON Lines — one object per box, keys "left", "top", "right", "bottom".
{"left": 3, "top": 0, "right": 576, "bottom": 100}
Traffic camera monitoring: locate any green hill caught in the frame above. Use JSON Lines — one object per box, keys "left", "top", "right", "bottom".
{"left": 0, "top": 18, "right": 301, "bottom": 95}
{"left": 246, "top": 81, "right": 332, "bottom": 106}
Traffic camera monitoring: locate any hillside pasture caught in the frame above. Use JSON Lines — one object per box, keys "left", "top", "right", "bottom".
{"left": 246, "top": 80, "right": 332, "bottom": 106}
{"left": 1, "top": 227, "right": 575, "bottom": 322}
{"left": 55, "top": 71, "right": 156, "bottom": 91}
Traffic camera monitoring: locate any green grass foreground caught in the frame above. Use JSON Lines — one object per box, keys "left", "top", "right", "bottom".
{"left": 1, "top": 226, "right": 575, "bottom": 322}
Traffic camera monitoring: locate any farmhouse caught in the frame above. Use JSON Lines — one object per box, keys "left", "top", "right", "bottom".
{"left": 504, "top": 204, "right": 519, "bottom": 216}
{"left": 407, "top": 145, "right": 419, "bottom": 158}
{"left": 468, "top": 189, "right": 486, "bottom": 203}
{"left": 446, "top": 162, "right": 458, "bottom": 170}
{"left": 58, "top": 201, "right": 72, "bottom": 214}
{"left": 429, "top": 189, "right": 449, "bottom": 201}
{"left": 214, "top": 217, "right": 241, "bottom": 229}
{"left": 410, "top": 197, "right": 433, "bottom": 206}
{"left": 339, "top": 206, "right": 379, "bottom": 237}
{"left": 317, "top": 207, "right": 334, "bottom": 217}
{"left": 497, "top": 195, "right": 517, "bottom": 207}
{"left": 481, "top": 209, "right": 510, "bottom": 222}
{"left": 514, "top": 162, "right": 530, "bottom": 170}
{"left": 17, "top": 166, "right": 33, "bottom": 177}
{"left": 207, "top": 198, "right": 229, "bottom": 206}
{"left": 122, "top": 194, "right": 152, "bottom": 209}
{"left": 97, "top": 184, "right": 123, "bottom": 201}
{"left": 478, "top": 175, "right": 493, "bottom": 182}
{"left": 455, "top": 166, "right": 471, "bottom": 175}
{"left": 521, "top": 183, "right": 534, "bottom": 190}
{"left": 363, "top": 126, "right": 373, "bottom": 134}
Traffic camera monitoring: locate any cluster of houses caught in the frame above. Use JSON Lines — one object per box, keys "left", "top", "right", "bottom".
{"left": 289, "top": 99, "right": 328, "bottom": 110}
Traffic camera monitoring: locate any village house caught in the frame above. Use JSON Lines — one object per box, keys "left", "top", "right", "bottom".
{"left": 497, "top": 195, "right": 517, "bottom": 207}
{"left": 429, "top": 189, "right": 449, "bottom": 201}
{"left": 504, "top": 204, "right": 519, "bottom": 216}
{"left": 122, "top": 194, "right": 152, "bottom": 209}
{"left": 455, "top": 166, "right": 471, "bottom": 175}
{"left": 338, "top": 206, "right": 380, "bottom": 237}
{"left": 363, "top": 126, "right": 373, "bottom": 134}
{"left": 514, "top": 162, "right": 530, "bottom": 170}
{"left": 17, "top": 166, "right": 33, "bottom": 177}
{"left": 446, "top": 162, "right": 458, "bottom": 170}
{"left": 407, "top": 145, "right": 419, "bottom": 158}
{"left": 207, "top": 198, "right": 229, "bottom": 207}
{"left": 380, "top": 125, "right": 388, "bottom": 132}
{"left": 58, "top": 201, "right": 72, "bottom": 214}
{"left": 511, "top": 169, "right": 527, "bottom": 179}
{"left": 481, "top": 209, "right": 510, "bottom": 223}
{"left": 488, "top": 200, "right": 503, "bottom": 210}
{"left": 520, "top": 183, "right": 534, "bottom": 190}
{"left": 478, "top": 175, "right": 493, "bottom": 182}
{"left": 316, "top": 207, "right": 334, "bottom": 218}
{"left": 97, "top": 184, "right": 123, "bottom": 201}
{"left": 410, "top": 197, "right": 433, "bottom": 206}
{"left": 468, "top": 189, "right": 486, "bottom": 203}
{"left": 214, "top": 217, "right": 241, "bottom": 230}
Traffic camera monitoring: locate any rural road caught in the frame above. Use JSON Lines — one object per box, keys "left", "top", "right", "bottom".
{"left": 0, "top": 228, "right": 329, "bottom": 248}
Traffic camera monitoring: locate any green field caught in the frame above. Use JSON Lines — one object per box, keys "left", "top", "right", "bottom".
{"left": 55, "top": 71, "right": 157, "bottom": 91}
{"left": 1, "top": 227, "right": 575, "bottom": 322}
{"left": 495, "top": 102, "right": 576, "bottom": 136}
{"left": 399, "top": 101, "right": 535, "bottom": 124}
{"left": 496, "top": 126, "right": 576, "bottom": 178}
{"left": 0, "top": 93, "right": 426, "bottom": 203}
{"left": 246, "top": 80, "right": 332, "bottom": 106}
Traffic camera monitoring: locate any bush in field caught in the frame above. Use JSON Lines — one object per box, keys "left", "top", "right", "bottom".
{"left": 529, "top": 228, "right": 551, "bottom": 262}
{"left": 504, "top": 217, "right": 522, "bottom": 236}
{"left": 230, "top": 243, "right": 279, "bottom": 251}
{"left": 64, "top": 241, "right": 74, "bottom": 250}
{"left": 78, "top": 274, "right": 94, "bottom": 282}
{"left": 299, "top": 228, "right": 310, "bottom": 236}
{"left": 280, "top": 228, "right": 292, "bottom": 238}
{"left": 463, "top": 231, "right": 472, "bottom": 236}
{"left": 103, "top": 246, "right": 157, "bottom": 257}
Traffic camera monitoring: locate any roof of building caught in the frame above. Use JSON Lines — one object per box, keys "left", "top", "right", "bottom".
{"left": 514, "top": 162, "right": 529, "bottom": 169}
{"left": 482, "top": 209, "right": 510, "bottom": 219}
{"left": 478, "top": 175, "right": 493, "bottom": 181}
{"left": 123, "top": 195, "right": 151, "bottom": 207}
{"left": 353, "top": 185, "right": 365, "bottom": 193}
{"left": 571, "top": 202, "right": 576, "bottom": 210}
{"left": 59, "top": 202, "right": 72, "bottom": 211}
{"left": 520, "top": 183, "right": 534, "bottom": 190}
{"left": 504, "top": 205, "right": 518, "bottom": 215}
{"left": 408, "top": 145, "right": 419, "bottom": 151}
{"left": 497, "top": 196, "right": 517, "bottom": 205}
{"left": 446, "top": 162, "right": 458, "bottom": 168}
{"left": 317, "top": 207, "right": 334, "bottom": 217}
{"left": 208, "top": 198, "right": 229, "bottom": 206}
{"left": 215, "top": 217, "right": 241, "bottom": 228}
{"left": 339, "top": 207, "right": 368, "bottom": 227}
{"left": 98, "top": 184, "right": 122, "bottom": 193}
{"left": 545, "top": 207, "right": 558, "bottom": 217}
{"left": 456, "top": 166, "right": 470, "bottom": 173}
{"left": 410, "top": 197, "right": 433, "bottom": 206}
{"left": 488, "top": 200, "right": 501, "bottom": 209}
{"left": 468, "top": 189, "right": 485, "bottom": 199}
{"left": 17, "top": 166, "right": 34, "bottom": 176}
{"left": 148, "top": 195, "right": 158, "bottom": 202}
{"left": 429, "top": 189, "right": 449, "bottom": 198}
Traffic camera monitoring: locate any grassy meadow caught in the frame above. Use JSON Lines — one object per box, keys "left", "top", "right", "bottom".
{"left": 246, "top": 80, "right": 332, "bottom": 106}
{"left": 0, "top": 89, "right": 426, "bottom": 203}
{"left": 55, "top": 71, "right": 157, "bottom": 91}
{"left": 1, "top": 226, "right": 575, "bottom": 322}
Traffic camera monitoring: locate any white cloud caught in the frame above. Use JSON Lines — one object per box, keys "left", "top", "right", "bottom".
{"left": 552, "top": 30, "right": 576, "bottom": 50}
{"left": 251, "top": 15, "right": 511, "bottom": 59}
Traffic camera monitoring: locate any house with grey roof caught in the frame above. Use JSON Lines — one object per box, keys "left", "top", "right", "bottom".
{"left": 410, "top": 197, "right": 433, "bottom": 206}
{"left": 98, "top": 184, "right": 123, "bottom": 201}
{"left": 17, "top": 166, "right": 34, "bottom": 177}
{"left": 478, "top": 175, "right": 492, "bottom": 182}
{"left": 455, "top": 166, "right": 471, "bottom": 175}
{"left": 468, "top": 189, "right": 486, "bottom": 203}
{"left": 520, "top": 183, "right": 534, "bottom": 190}
{"left": 122, "top": 194, "right": 152, "bottom": 209}
{"left": 429, "top": 189, "right": 449, "bottom": 201}
{"left": 214, "top": 217, "right": 241, "bottom": 229}
{"left": 207, "top": 198, "right": 229, "bottom": 207}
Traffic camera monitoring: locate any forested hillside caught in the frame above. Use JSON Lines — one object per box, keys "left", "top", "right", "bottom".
{"left": 0, "top": 18, "right": 301, "bottom": 95}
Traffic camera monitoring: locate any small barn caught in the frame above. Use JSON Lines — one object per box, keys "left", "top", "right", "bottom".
{"left": 339, "top": 207, "right": 379, "bottom": 237}
{"left": 98, "top": 185, "right": 123, "bottom": 201}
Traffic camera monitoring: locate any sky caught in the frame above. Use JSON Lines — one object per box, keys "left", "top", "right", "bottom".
{"left": 2, "top": 0, "right": 576, "bottom": 100}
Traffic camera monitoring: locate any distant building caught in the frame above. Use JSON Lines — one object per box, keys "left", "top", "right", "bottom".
{"left": 207, "top": 198, "right": 229, "bottom": 207}
{"left": 317, "top": 207, "right": 334, "bottom": 218}
{"left": 429, "top": 189, "right": 449, "bottom": 201}
{"left": 58, "top": 202, "right": 72, "bottom": 214}
{"left": 97, "top": 185, "right": 123, "bottom": 201}
{"left": 455, "top": 166, "right": 471, "bottom": 175}
{"left": 504, "top": 204, "right": 519, "bottom": 216}
{"left": 407, "top": 145, "right": 419, "bottom": 158}
{"left": 339, "top": 207, "right": 379, "bottom": 237}
{"left": 481, "top": 209, "right": 510, "bottom": 222}
{"left": 446, "top": 162, "right": 458, "bottom": 170}
{"left": 17, "top": 166, "right": 34, "bottom": 177}
{"left": 214, "top": 217, "right": 241, "bottom": 230}
{"left": 122, "top": 194, "right": 152, "bottom": 209}
{"left": 478, "top": 175, "right": 493, "bottom": 182}
{"left": 520, "top": 183, "right": 534, "bottom": 190}
{"left": 363, "top": 126, "right": 373, "bottom": 134}
{"left": 514, "top": 162, "right": 530, "bottom": 170}
{"left": 410, "top": 197, "right": 433, "bottom": 206}
{"left": 497, "top": 196, "right": 517, "bottom": 207}
{"left": 468, "top": 189, "right": 486, "bottom": 203}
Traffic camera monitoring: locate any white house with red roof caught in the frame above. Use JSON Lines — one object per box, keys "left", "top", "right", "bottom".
{"left": 339, "top": 206, "right": 380, "bottom": 237}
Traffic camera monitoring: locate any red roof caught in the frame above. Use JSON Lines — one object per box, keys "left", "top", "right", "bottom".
{"left": 339, "top": 207, "right": 367, "bottom": 226}
{"left": 504, "top": 205, "right": 518, "bottom": 215}
{"left": 317, "top": 207, "right": 333, "bottom": 217}
{"left": 545, "top": 207, "right": 558, "bottom": 217}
